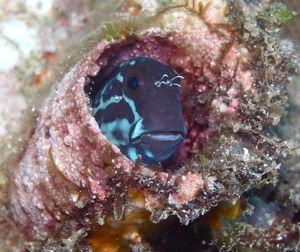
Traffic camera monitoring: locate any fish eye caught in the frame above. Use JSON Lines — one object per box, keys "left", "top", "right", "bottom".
{"left": 127, "top": 76, "right": 139, "bottom": 91}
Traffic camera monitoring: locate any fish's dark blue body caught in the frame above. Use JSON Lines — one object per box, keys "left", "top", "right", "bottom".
{"left": 91, "top": 57, "right": 186, "bottom": 165}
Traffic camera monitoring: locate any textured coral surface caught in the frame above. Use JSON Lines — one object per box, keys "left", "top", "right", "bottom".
{"left": 0, "top": 0, "right": 299, "bottom": 251}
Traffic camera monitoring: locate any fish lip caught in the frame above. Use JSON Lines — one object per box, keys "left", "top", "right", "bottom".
{"left": 131, "top": 131, "right": 184, "bottom": 144}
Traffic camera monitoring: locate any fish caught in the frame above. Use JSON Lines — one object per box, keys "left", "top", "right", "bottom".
{"left": 91, "top": 57, "right": 186, "bottom": 165}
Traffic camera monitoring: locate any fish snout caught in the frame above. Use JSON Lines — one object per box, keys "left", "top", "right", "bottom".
{"left": 132, "top": 131, "right": 184, "bottom": 165}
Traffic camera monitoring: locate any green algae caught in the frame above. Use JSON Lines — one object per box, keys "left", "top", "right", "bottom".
{"left": 257, "top": 2, "right": 297, "bottom": 31}
{"left": 100, "top": 23, "right": 122, "bottom": 41}
{"left": 270, "top": 2, "right": 297, "bottom": 26}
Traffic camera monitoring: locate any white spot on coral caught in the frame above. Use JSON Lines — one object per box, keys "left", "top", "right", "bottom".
{"left": 212, "top": 97, "right": 227, "bottom": 113}
{"left": 0, "top": 20, "right": 38, "bottom": 70}
{"left": 0, "top": 39, "right": 19, "bottom": 70}
{"left": 219, "top": 102, "right": 227, "bottom": 113}
{"left": 24, "top": 0, "right": 54, "bottom": 16}
{"left": 0, "top": 73, "right": 27, "bottom": 138}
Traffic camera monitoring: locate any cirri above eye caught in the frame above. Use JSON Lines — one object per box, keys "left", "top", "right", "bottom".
{"left": 91, "top": 56, "right": 186, "bottom": 166}
{"left": 127, "top": 76, "right": 139, "bottom": 90}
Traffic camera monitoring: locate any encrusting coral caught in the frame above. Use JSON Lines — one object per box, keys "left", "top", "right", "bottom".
{"left": 0, "top": 0, "right": 299, "bottom": 251}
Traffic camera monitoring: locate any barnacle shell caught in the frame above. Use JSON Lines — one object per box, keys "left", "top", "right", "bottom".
{"left": 1, "top": 0, "right": 298, "bottom": 251}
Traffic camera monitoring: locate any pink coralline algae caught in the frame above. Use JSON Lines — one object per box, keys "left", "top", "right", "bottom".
{"left": 1, "top": 0, "right": 298, "bottom": 251}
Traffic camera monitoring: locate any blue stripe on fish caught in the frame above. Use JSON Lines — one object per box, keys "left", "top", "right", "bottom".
{"left": 91, "top": 57, "right": 186, "bottom": 166}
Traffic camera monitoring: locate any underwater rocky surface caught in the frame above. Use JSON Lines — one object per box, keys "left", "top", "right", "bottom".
{"left": 0, "top": 0, "right": 299, "bottom": 251}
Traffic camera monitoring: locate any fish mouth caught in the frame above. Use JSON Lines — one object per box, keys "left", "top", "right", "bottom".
{"left": 132, "top": 131, "right": 184, "bottom": 144}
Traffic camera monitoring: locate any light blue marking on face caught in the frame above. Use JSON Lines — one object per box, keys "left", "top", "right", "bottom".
{"left": 92, "top": 79, "right": 111, "bottom": 105}
{"left": 93, "top": 69, "right": 146, "bottom": 147}
{"left": 119, "top": 61, "right": 127, "bottom": 67}
{"left": 92, "top": 95, "right": 122, "bottom": 116}
{"left": 92, "top": 78, "right": 123, "bottom": 116}
{"left": 129, "top": 60, "right": 136, "bottom": 65}
{"left": 116, "top": 72, "right": 124, "bottom": 82}
{"left": 131, "top": 118, "right": 144, "bottom": 140}
{"left": 145, "top": 150, "right": 154, "bottom": 159}
{"left": 122, "top": 92, "right": 146, "bottom": 138}
{"left": 122, "top": 93, "right": 141, "bottom": 121}
{"left": 100, "top": 118, "right": 130, "bottom": 145}
{"left": 127, "top": 147, "right": 138, "bottom": 162}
